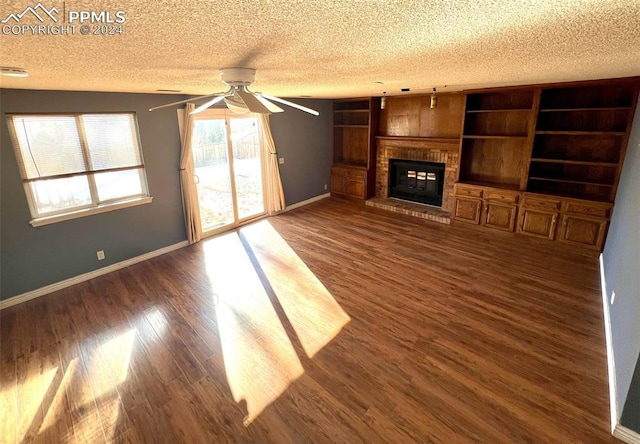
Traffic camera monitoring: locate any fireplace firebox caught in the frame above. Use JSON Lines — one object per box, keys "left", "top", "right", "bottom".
{"left": 389, "top": 159, "right": 445, "bottom": 207}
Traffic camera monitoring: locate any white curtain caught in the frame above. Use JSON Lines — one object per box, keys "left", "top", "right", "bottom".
{"left": 258, "top": 114, "right": 286, "bottom": 214}
{"left": 177, "top": 104, "right": 202, "bottom": 244}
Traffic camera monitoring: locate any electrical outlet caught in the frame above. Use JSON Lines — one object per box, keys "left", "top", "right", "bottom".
{"left": 97, "top": 250, "right": 105, "bottom": 261}
{"left": 278, "top": 157, "right": 285, "bottom": 165}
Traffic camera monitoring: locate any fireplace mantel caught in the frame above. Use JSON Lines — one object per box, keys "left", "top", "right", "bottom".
{"left": 376, "top": 136, "right": 459, "bottom": 152}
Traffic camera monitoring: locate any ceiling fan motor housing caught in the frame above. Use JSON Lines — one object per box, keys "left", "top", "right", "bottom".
{"left": 220, "top": 67, "right": 256, "bottom": 87}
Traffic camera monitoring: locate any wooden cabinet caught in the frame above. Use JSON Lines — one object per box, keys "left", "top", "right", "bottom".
{"left": 558, "top": 215, "right": 607, "bottom": 250}
{"left": 454, "top": 197, "right": 482, "bottom": 224}
{"left": 483, "top": 202, "right": 518, "bottom": 231}
{"left": 331, "top": 166, "right": 367, "bottom": 199}
{"left": 557, "top": 200, "right": 611, "bottom": 250}
{"left": 453, "top": 184, "right": 518, "bottom": 231}
{"left": 482, "top": 190, "right": 519, "bottom": 231}
{"left": 453, "top": 183, "right": 612, "bottom": 250}
{"left": 517, "top": 195, "right": 560, "bottom": 240}
{"left": 332, "top": 98, "right": 379, "bottom": 199}
{"left": 454, "top": 78, "right": 637, "bottom": 251}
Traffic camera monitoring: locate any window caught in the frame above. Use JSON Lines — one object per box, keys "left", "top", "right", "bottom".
{"left": 7, "top": 113, "right": 151, "bottom": 226}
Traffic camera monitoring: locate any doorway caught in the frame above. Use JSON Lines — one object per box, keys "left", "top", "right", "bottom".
{"left": 191, "top": 109, "right": 266, "bottom": 234}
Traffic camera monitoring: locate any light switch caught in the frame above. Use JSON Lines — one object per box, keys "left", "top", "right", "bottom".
{"left": 278, "top": 157, "right": 285, "bottom": 164}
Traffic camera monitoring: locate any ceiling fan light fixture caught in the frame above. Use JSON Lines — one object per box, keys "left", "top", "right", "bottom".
{"left": 151, "top": 68, "right": 319, "bottom": 116}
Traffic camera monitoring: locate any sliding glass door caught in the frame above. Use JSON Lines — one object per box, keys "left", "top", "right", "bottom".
{"left": 191, "top": 110, "right": 265, "bottom": 233}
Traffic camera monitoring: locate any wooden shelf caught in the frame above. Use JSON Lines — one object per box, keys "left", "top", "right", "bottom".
{"left": 528, "top": 177, "right": 614, "bottom": 187}
{"left": 332, "top": 162, "right": 367, "bottom": 169}
{"left": 458, "top": 180, "right": 521, "bottom": 191}
{"left": 463, "top": 135, "right": 529, "bottom": 140}
{"left": 332, "top": 97, "right": 380, "bottom": 200}
{"left": 530, "top": 158, "right": 618, "bottom": 167}
{"left": 539, "top": 106, "right": 631, "bottom": 112}
{"left": 465, "top": 108, "right": 532, "bottom": 114}
{"left": 535, "top": 130, "right": 626, "bottom": 136}
{"left": 524, "top": 187, "right": 612, "bottom": 203}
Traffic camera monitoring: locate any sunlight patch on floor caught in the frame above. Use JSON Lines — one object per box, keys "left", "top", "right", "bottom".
{"left": 15, "top": 361, "right": 57, "bottom": 441}
{"left": 203, "top": 233, "right": 304, "bottom": 424}
{"left": 240, "top": 220, "right": 351, "bottom": 358}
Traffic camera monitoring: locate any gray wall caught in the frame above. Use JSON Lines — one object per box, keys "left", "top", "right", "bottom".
{"left": 602, "top": 99, "right": 640, "bottom": 424}
{"left": 270, "top": 99, "right": 333, "bottom": 205}
{"left": 1, "top": 89, "right": 332, "bottom": 300}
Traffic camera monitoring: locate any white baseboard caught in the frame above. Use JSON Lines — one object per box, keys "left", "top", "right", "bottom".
{"left": 600, "top": 253, "right": 619, "bottom": 431}
{"left": 285, "top": 193, "right": 330, "bottom": 212}
{"left": 614, "top": 425, "right": 640, "bottom": 444}
{"left": 0, "top": 241, "right": 189, "bottom": 310}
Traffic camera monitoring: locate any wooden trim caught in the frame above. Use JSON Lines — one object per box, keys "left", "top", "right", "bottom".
{"left": 0, "top": 240, "right": 189, "bottom": 310}
{"left": 611, "top": 86, "right": 639, "bottom": 201}
{"left": 520, "top": 89, "right": 541, "bottom": 190}
{"left": 376, "top": 136, "right": 460, "bottom": 151}
{"left": 462, "top": 76, "right": 640, "bottom": 94}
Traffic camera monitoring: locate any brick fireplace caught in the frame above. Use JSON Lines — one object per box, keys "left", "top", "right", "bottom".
{"left": 373, "top": 137, "right": 460, "bottom": 216}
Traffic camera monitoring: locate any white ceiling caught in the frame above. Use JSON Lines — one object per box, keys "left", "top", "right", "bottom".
{"left": 1, "top": 0, "right": 639, "bottom": 99}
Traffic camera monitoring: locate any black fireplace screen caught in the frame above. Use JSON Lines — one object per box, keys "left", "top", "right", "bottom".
{"left": 389, "top": 159, "right": 445, "bottom": 207}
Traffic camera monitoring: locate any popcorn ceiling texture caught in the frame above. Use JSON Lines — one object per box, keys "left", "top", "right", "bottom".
{"left": 0, "top": 0, "right": 639, "bottom": 98}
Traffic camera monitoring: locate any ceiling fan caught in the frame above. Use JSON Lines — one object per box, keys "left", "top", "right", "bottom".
{"left": 149, "top": 68, "right": 319, "bottom": 116}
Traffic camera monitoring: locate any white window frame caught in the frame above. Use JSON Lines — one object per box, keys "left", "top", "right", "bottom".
{"left": 6, "top": 112, "right": 153, "bottom": 227}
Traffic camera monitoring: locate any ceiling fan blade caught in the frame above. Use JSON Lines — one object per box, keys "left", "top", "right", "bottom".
{"left": 254, "top": 95, "right": 284, "bottom": 113}
{"left": 224, "top": 94, "right": 251, "bottom": 114}
{"left": 190, "top": 95, "right": 228, "bottom": 115}
{"left": 149, "top": 92, "right": 223, "bottom": 112}
{"left": 235, "top": 88, "right": 272, "bottom": 114}
{"left": 260, "top": 94, "right": 319, "bottom": 116}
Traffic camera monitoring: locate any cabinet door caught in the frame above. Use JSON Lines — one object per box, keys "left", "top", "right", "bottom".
{"left": 454, "top": 197, "right": 482, "bottom": 224}
{"left": 517, "top": 208, "right": 558, "bottom": 240}
{"left": 347, "top": 179, "right": 366, "bottom": 199}
{"left": 482, "top": 203, "right": 517, "bottom": 231}
{"left": 330, "top": 174, "right": 347, "bottom": 196}
{"left": 558, "top": 214, "right": 607, "bottom": 250}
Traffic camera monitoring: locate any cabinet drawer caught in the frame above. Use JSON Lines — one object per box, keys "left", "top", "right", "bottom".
{"left": 485, "top": 191, "right": 519, "bottom": 204}
{"left": 522, "top": 196, "right": 561, "bottom": 212}
{"left": 563, "top": 202, "right": 611, "bottom": 218}
{"left": 455, "top": 185, "right": 483, "bottom": 198}
{"left": 331, "top": 166, "right": 347, "bottom": 177}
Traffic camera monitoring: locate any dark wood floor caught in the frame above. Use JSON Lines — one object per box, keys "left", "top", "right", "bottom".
{"left": 0, "top": 198, "right": 618, "bottom": 443}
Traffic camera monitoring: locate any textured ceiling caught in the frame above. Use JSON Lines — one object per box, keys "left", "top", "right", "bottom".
{"left": 0, "top": 0, "right": 639, "bottom": 99}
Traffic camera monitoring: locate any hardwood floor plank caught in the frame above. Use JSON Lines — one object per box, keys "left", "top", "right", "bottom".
{"left": 0, "top": 198, "right": 619, "bottom": 442}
